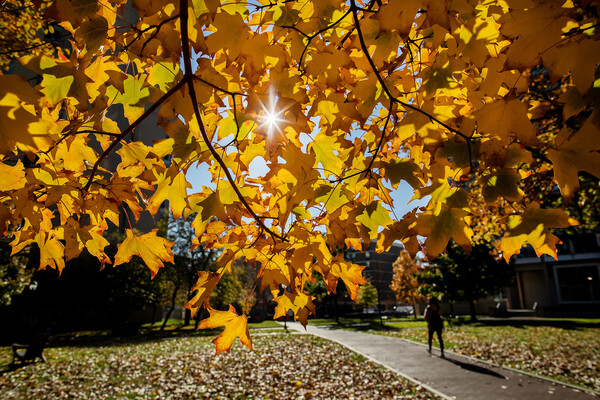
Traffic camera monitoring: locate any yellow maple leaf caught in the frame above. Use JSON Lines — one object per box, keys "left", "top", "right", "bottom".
{"left": 500, "top": 3, "right": 571, "bottom": 69}
{"left": 385, "top": 159, "right": 422, "bottom": 189}
{"left": 76, "top": 16, "right": 109, "bottom": 52}
{"left": 0, "top": 160, "right": 27, "bottom": 192}
{"left": 34, "top": 231, "right": 66, "bottom": 274}
{"left": 0, "top": 75, "right": 60, "bottom": 154}
{"left": 258, "top": 253, "right": 293, "bottom": 295}
{"left": 543, "top": 39, "right": 600, "bottom": 93}
{"left": 117, "top": 142, "right": 152, "bottom": 169}
{"left": 146, "top": 166, "right": 191, "bottom": 220}
{"left": 499, "top": 202, "right": 579, "bottom": 262}
{"left": 474, "top": 98, "right": 538, "bottom": 146}
{"left": 309, "top": 132, "right": 346, "bottom": 179}
{"left": 548, "top": 122, "right": 600, "bottom": 203}
{"left": 482, "top": 168, "right": 523, "bottom": 203}
{"left": 53, "top": 0, "right": 100, "bottom": 26}
{"left": 55, "top": 135, "right": 98, "bottom": 173}
{"left": 114, "top": 229, "right": 174, "bottom": 278}
{"left": 417, "top": 205, "right": 473, "bottom": 258}
{"left": 355, "top": 201, "right": 393, "bottom": 239}
{"left": 329, "top": 255, "right": 367, "bottom": 301}
{"left": 198, "top": 305, "right": 253, "bottom": 354}
{"left": 205, "top": 10, "right": 249, "bottom": 59}
{"left": 63, "top": 220, "right": 111, "bottom": 266}
{"left": 273, "top": 292, "right": 316, "bottom": 327}
{"left": 376, "top": 0, "right": 420, "bottom": 38}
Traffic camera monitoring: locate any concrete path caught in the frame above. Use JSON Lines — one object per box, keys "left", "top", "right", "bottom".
{"left": 283, "top": 322, "right": 597, "bottom": 400}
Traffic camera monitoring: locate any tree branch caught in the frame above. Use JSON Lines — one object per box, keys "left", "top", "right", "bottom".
{"left": 350, "top": 0, "right": 474, "bottom": 172}
{"left": 83, "top": 78, "right": 188, "bottom": 191}
{"left": 122, "top": 14, "right": 179, "bottom": 54}
{"left": 280, "top": 9, "right": 352, "bottom": 72}
{"left": 0, "top": 34, "right": 70, "bottom": 56}
{"left": 180, "top": 0, "right": 285, "bottom": 243}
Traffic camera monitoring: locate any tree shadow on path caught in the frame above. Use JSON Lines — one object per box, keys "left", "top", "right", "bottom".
{"left": 442, "top": 356, "right": 507, "bottom": 379}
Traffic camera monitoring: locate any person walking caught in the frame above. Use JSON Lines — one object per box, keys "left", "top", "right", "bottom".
{"left": 424, "top": 296, "right": 444, "bottom": 357}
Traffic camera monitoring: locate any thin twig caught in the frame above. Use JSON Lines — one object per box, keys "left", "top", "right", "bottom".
{"left": 83, "top": 78, "right": 188, "bottom": 191}
{"left": 0, "top": 34, "right": 70, "bottom": 56}
{"left": 350, "top": 0, "right": 473, "bottom": 172}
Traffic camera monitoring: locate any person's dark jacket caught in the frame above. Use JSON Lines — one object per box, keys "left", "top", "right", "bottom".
{"left": 424, "top": 305, "right": 443, "bottom": 330}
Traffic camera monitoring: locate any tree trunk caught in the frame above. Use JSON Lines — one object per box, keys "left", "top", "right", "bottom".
{"left": 469, "top": 300, "right": 477, "bottom": 322}
{"left": 376, "top": 284, "right": 383, "bottom": 327}
{"left": 412, "top": 303, "right": 417, "bottom": 320}
{"left": 184, "top": 278, "right": 194, "bottom": 326}
{"left": 332, "top": 295, "right": 339, "bottom": 324}
{"left": 161, "top": 281, "right": 181, "bottom": 331}
{"left": 194, "top": 308, "right": 205, "bottom": 330}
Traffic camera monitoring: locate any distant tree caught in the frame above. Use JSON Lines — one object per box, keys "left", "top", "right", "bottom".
{"left": 306, "top": 271, "right": 347, "bottom": 323}
{"left": 157, "top": 212, "right": 218, "bottom": 329}
{"left": 0, "top": 233, "right": 32, "bottom": 306}
{"left": 390, "top": 250, "right": 426, "bottom": 319}
{"left": 13, "top": 229, "right": 162, "bottom": 335}
{"left": 356, "top": 281, "right": 378, "bottom": 310}
{"left": 209, "top": 262, "right": 244, "bottom": 311}
{"left": 0, "top": 1, "right": 69, "bottom": 70}
{"left": 101, "top": 230, "right": 162, "bottom": 334}
{"left": 418, "top": 241, "right": 514, "bottom": 322}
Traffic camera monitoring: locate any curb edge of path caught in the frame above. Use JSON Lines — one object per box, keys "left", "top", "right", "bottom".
{"left": 395, "top": 337, "right": 600, "bottom": 398}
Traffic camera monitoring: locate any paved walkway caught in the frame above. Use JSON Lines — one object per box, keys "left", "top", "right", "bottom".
{"left": 283, "top": 322, "right": 597, "bottom": 400}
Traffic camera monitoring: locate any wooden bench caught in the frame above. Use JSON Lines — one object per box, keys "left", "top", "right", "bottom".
{"left": 11, "top": 342, "right": 47, "bottom": 365}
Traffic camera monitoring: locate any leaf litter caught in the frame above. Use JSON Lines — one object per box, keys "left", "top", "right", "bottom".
{"left": 0, "top": 333, "right": 440, "bottom": 399}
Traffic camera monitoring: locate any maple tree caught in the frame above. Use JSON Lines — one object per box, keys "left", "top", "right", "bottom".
{"left": 156, "top": 211, "right": 217, "bottom": 328}
{"left": 389, "top": 249, "right": 426, "bottom": 319}
{"left": 1, "top": 0, "right": 599, "bottom": 353}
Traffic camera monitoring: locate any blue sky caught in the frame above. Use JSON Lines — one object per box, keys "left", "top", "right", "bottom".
{"left": 185, "top": 157, "right": 427, "bottom": 219}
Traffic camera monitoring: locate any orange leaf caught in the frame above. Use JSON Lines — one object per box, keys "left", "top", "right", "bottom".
{"left": 273, "top": 292, "right": 315, "bottom": 327}
{"left": 0, "top": 160, "right": 27, "bottom": 191}
{"left": 474, "top": 98, "right": 538, "bottom": 146}
{"left": 417, "top": 205, "right": 474, "bottom": 259}
{"left": 185, "top": 271, "right": 220, "bottom": 317}
{"left": 329, "top": 255, "right": 367, "bottom": 301}
{"left": 198, "top": 305, "right": 253, "bottom": 354}
{"left": 34, "top": 231, "right": 65, "bottom": 273}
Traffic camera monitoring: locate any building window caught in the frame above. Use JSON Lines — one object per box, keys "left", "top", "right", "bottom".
{"left": 365, "top": 251, "right": 370, "bottom": 259}
{"left": 555, "top": 264, "right": 600, "bottom": 303}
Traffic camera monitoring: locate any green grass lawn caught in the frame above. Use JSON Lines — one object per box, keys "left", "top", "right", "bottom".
{"left": 0, "top": 333, "right": 438, "bottom": 400}
{"left": 381, "top": 324, "right": 600, "bottom": 392}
